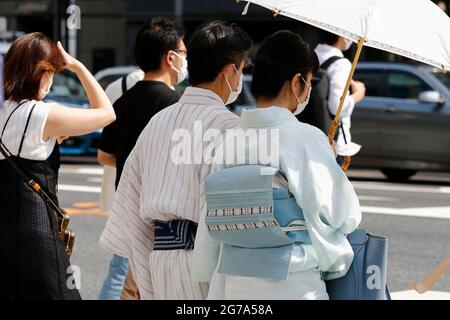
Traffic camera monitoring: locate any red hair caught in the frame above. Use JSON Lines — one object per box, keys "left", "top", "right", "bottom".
{"left": 3, "top": 32, "right": 64, "bottom": 102}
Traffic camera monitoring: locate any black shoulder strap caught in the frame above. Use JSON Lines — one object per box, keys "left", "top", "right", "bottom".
{"left": 321, "top": 56, "right": 344, "bottom": 70}
{"left": 121, "top": 76, "right": 127, "bottom": 95}
{"left": 17, "top": 103, "right": 37, "bottom": 157}
{"left": 1, "top": 100, "right": 28, "bottom": 140}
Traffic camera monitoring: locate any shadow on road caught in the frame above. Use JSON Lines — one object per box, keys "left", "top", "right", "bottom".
{"left": 61, "top": 156, "right": 99, "bottom": 165}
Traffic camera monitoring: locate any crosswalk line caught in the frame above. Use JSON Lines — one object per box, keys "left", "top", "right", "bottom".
{"left": 59, "top": 184, "right": 101, "bottom": 193}
{"left": 362, "top": 206, "right": 450, "bottom": 219}
{"left": 352, "top": 181, "right": 450, "bottom": 194}
{"left": 59, "top": 167, "right": 104, "bottom": 175}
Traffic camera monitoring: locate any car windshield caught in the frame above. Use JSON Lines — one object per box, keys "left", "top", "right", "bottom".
{"left": 49, "top": 71, "right": 87, "bottom": 98}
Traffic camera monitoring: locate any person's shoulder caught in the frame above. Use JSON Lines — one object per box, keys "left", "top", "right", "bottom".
{"left": 33, "top": 100, "right": 57, "bottom": 114}
{"left": 150, "top": 101, "right": 179, "bottom": 121}
{"left": 207, "top": 103, "right": 239, "bottom": 119}
{"left": 287, "top": 120, "right": 328, "bottom": 142}
{"left": 138, "top": 83, "right": 181, "bottom": 108}
{"left": 331, "top": 56, "right": 352, "bottom": 70}
{"left": 136, "top": 102, "right": 180, "bottom": 145}
{"left": 164, "top": 86, "right": 182, "bottom": 101}
{"left": 157, "top": 83, "right": 181, "bottom": 97}
{"left": 204, "top": 106, "right": 240, "bottom": 131}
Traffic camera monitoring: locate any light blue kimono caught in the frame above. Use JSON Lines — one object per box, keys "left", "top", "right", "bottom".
{"left": 193, "top": 106, "right": 362, "bottom": 300}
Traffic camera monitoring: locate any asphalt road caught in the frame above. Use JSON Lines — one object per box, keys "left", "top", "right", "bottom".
{"left": 58, "top": 161, "right": 450, "bottom": 300}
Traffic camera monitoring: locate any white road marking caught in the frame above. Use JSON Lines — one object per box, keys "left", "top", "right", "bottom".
{"left": 362, "top": 206, "right": 450, "bottom": 220}
{"left": 352, "top": 181, "right": 450, "bottom": 194}
{"left": 87, "top": 177, "right": 103, "bottom": 183}
{"left": 391, "top": 290, "right": 450, "bottom": 300}
{"left": 357, "top": 195, "right": 397, "bottom": 202}
{"left": 59, "top": 184, "right": 101, "bottom": 193}
{"left": 60, "top": 167, "right": 104, "bottom": 175}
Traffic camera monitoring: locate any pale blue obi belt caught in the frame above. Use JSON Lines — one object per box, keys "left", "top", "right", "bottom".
{"left": 205, "top": 165, "right": 311, "bottom": 280}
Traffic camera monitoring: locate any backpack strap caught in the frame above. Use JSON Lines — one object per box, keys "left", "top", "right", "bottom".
{"left": 121, "top": 75, "right": 128, "bottom": 95}
{"left": 321, "top": 56, "right": 344, "bottom": 70}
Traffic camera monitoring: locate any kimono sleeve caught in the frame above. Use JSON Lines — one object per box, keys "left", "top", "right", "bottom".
{"left": 282, "top": 128, "right": 361, "bottom": 280}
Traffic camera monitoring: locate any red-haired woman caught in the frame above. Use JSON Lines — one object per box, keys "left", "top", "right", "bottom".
{"left": 0, "top": 32, "right": 115, "bottom": 300}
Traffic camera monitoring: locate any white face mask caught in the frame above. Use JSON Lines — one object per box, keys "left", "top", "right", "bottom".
{"left": 40, "top": 73, "right": 53, "bottom": 100}
{"left": 224, "top": 66, "right": 243, "bottom": 105}
{"left": 171, "top": 51, "right": 188, "bottom": 85}
{"left": 293, "top": 76, "right": 312, "bottom": 116}
{"left": 343, "top": 38, "right": 353, "bottom": 51}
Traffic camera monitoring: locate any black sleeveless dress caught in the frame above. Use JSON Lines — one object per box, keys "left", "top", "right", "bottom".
{"left": 0, "top": 102, "right": 81, "bottom": 300}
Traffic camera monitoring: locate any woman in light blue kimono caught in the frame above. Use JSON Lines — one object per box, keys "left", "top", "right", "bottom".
{"left": 193, "top": 31, "right": 361, "bottom": 300}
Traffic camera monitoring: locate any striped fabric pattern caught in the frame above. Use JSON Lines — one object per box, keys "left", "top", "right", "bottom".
{"left": 153, "top": 219, "right": 198, "bottom": 251}
{"left": 207, "top": 220, "right": 278, "bottom": 232}
{"left": 207, "top": 205, "right": 273, "bottom": 217}
{"left": 99, "top": 87, "right": 239, "bottom": 300}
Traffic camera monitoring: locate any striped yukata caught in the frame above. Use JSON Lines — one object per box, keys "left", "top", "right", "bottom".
{"left": 99, "top": 87, "right": 239, "bottom": 299}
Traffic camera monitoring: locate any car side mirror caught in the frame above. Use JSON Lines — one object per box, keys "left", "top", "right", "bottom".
{"left": 418, "top": 91, "right": 445, "bottom": 105}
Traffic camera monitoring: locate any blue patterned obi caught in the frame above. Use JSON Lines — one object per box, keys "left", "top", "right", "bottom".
{"left": 205, "top": 165, "right": 311, "bottom": 280}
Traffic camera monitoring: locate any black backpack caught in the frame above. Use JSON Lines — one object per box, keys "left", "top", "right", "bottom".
{"left": 297, "top": 56, "right": 343, "bottom": 136}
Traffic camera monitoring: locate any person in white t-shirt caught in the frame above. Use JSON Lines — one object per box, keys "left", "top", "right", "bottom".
{"left": 315, "top": 32, "right": 366, "bottom": 158}
{"left": 0, "top": 32, "right": 115, "bottom": 300}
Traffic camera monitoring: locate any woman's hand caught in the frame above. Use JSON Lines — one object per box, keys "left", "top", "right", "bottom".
{"left": 44, "top": 42, "right": 115, "bottom": 140}
{"left": 57, "top": 41, "right": 81, "bottom": 72}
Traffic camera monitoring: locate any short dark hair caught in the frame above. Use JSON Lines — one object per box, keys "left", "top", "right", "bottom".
{"left": 134, "top": 17, "right": 184, "bottom": 72}
{"left": 187, "top": 21, "right": 252, "bottom": 86}
{"left": 320, "top": 31, "right": 340, "bottom": 46}
{"left": 251, "top": 31, "right": 319, "bottom": 100}
{"left": 4, "top": 32, "right": 64, "bottom": 102}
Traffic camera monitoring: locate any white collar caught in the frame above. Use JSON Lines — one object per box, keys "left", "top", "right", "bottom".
{"left": 179, "top": 87, "right": 225, "bottom": 107}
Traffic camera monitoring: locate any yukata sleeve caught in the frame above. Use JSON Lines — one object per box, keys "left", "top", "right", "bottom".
{"left": 99, "top": 140, "right": 155, "bottom": 299}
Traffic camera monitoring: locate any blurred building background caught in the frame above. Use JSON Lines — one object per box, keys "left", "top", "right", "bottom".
{"left": 0, "top": 0, "right": 448, "bottom": 72}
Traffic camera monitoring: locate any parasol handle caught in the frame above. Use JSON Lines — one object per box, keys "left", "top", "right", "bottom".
{"left": 328, "top": 37, "right": 365, "bottom": 172}
{"left": 328, "top": 37, "right": 366, "bottom": 143}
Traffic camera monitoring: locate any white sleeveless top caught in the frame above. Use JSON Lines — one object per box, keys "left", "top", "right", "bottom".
{"left": 0, "top": 100, "right": 57, "bottom": 161}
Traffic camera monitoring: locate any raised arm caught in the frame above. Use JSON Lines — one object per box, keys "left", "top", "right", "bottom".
{"left": 43, "top": 42, "right": 115, "bottom": 140}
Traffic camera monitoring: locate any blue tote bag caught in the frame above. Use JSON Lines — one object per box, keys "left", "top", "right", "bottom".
{"left": 205, "top": 165, "right": 390, "bottom": 300}
{"left": 326, "top": 229, "right": 391, "bottom": 300}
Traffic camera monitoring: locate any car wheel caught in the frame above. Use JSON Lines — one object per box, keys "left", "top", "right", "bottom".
{"left": 381, "top": 169, "right": 417, "bottom": 182}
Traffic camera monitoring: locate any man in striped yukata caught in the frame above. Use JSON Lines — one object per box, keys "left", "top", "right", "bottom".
{"left": 99, "top": 21, "right": 252, "bottom": 299}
